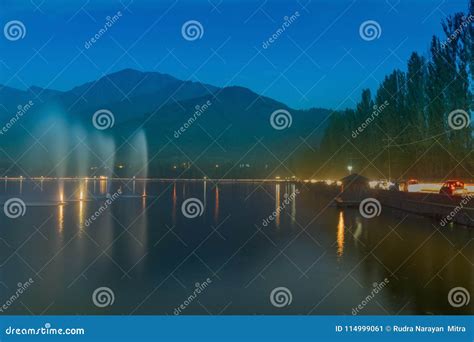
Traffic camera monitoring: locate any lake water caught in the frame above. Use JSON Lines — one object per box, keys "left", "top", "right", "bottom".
{"left": 0, "top": 179, "right": 472, "bottom": 315}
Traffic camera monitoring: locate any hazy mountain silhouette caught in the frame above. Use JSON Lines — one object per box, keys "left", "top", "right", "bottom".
{"left": 0, "top": 69, "right": 330, "bottom": 176}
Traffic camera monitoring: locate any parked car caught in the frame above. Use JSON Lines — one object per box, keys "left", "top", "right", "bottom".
{"left": 400, "top": 179, "right": 418, "bottom": 192}
{"left": 439, "top": 180, "right": 466, "bottom": 196}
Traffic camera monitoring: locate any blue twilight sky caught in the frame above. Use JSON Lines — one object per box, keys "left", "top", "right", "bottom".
{"left": 0, "top": 0, "right": 470, "bottom": 109}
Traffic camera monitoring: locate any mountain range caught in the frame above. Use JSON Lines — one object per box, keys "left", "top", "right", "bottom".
{"left": 0, "top": 69, "right": 330, "bottom": 177}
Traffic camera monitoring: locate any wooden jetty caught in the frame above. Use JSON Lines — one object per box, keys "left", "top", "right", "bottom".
{"left": 374, "top": 190, "right": 474, "bottom": 227}
{"left": 333, "top": 173, "right": 473, "bottom": 227}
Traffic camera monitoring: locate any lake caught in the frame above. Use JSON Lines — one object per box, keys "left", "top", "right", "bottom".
{"left": 0, "top": 179, "right": 472, "bottom": 315}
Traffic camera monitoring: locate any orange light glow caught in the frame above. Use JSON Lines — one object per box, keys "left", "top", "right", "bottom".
{"left": 337, "top": 211, "right": 345, "bottom": 258}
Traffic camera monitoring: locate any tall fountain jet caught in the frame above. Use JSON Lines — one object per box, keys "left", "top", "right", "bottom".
{"left": 32, "top": 113, "right": 69, "bottom": 203}
{"left": 126, "top": 130, "right": 148, "bottom": 179}
{"left": 123, "top": 130, "right": 148, "bottom": 197}
{"left": 90, "top": 131, "right": 116, "bottom": 196}
{"left": 73, "top": 124, "right": 90, "bottom": 179}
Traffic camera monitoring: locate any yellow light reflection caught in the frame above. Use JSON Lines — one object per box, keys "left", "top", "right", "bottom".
{"left": 290, "top": 184, "right": 296, "bottom": 227}
{"left": 78, "top": 181, "right": 86, "bottom": 232}
{"left": 58, "top": 204, "right": 64, "bottom": 232}
{"left": 214, "top": 186, "right": 219, "bottom": 223}
{"left": 78, "top": 200, "right": 85, "bottom": 233}
{"left": 99, "top": 179, "right": 107, "bottom": 194}
{"left": 337, "top": 211, "right": 345, "bottom": 258}
{"left": 58, "top": 182, "right": 65, "bottom": 204}
{"left": 58, "top": 184, "right": 65, "bottom": 232}
{"left": 172, "top": 183, "right": 177, "bottom": 225}
{"left": 78, "top": 179, "right": 88, "bottom": 202}
{"left": 275, "top": 184, "right": 281, "bottom": 228}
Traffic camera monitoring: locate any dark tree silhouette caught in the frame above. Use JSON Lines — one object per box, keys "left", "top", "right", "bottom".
{"left": 318, "top": 0, "right": 473, "bottom": 180}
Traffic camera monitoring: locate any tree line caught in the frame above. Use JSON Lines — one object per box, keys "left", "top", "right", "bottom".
{"left": 315, "top": 0, "right": 473, "bottom": 181}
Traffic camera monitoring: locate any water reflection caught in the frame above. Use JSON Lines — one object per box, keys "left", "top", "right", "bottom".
{"left": 78, "top": 199, "right": 85, "bottom": 232}
{"left": 79, "top": 183, "right": 85, "bottom": 201}
{"left": 290, "top": 184, "right": 296, "bottom": 227}
{"left": 99, "top": 178, "right": 107, "bottom": 194}
{"left": 172, "top": 183, "right": 177, "bottom": 225}
{"left": 214, "top": 185, "right": 219, "bottom": 223}
{"left": 353, "top": 217, "right": 363, "bottom": 246}
{"left": 58, "top": 203, "right": 64, "bottom": 232}
{"left": 59, "top": 183, "right": 65, "bottom": 204}
{"left": 203, "top": 181, "right": 207, "bottom": 209}
{"left": 1, "top": 179, "right": 472, "bottom": 315}
{"left": 275, "top": 184, "right": 281, "bottom": 228}
{"left": 337, "top": 211, "right": 345, "bottom": 258}
{"left": 77, "top": 180, "right": 87, "bottom": 232}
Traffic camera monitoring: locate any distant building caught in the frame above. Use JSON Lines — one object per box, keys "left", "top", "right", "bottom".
{"left": 336, "top": 173, "right": 370, "bottom": 206}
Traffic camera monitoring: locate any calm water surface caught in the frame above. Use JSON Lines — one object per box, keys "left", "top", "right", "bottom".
{"left": 0, "top": 179, "right": 472, "bottom": 315}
